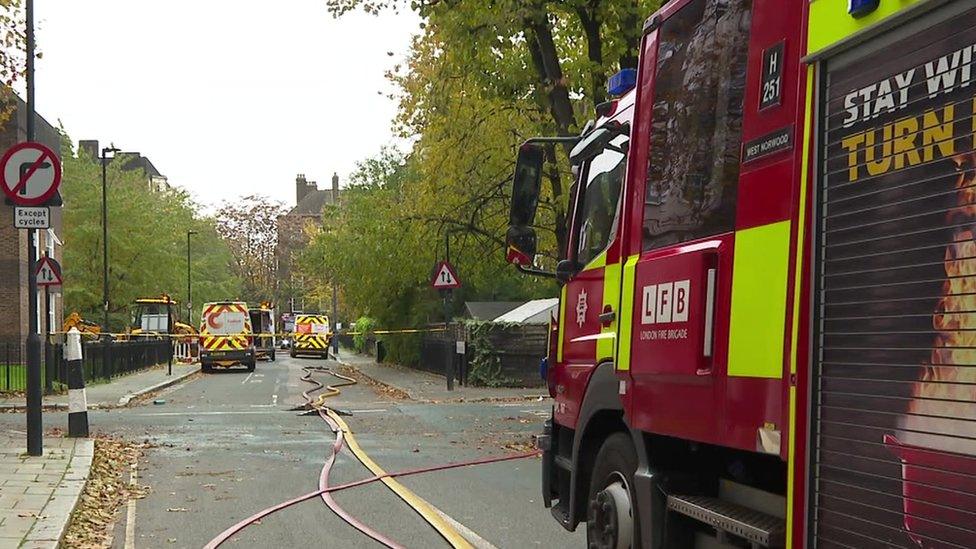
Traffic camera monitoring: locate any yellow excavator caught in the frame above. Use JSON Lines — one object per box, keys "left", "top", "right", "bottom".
{"left": 123, "top": 295, "right": 198, "bottom": 340}
{"left": 62, "top": 312, "right": 102, "bottom": 339}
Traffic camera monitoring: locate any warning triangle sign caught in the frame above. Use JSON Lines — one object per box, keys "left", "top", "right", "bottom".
{"left": 431, "top": 260, "right": 461, "bottom": 290}
{"left": 36, "top": 256, "right": 62, "bottom": 287}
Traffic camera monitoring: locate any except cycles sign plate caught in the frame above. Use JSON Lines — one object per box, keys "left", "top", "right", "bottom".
{"left": 1, "top": 142, "right": 62, "bottom": 206}
{"left": 14, "top": 206, "right": 49, "bottom": 229}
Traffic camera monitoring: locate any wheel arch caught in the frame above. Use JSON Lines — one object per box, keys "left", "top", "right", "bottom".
{"left": 568, "top": 360, "right": 629, "bottom": 528}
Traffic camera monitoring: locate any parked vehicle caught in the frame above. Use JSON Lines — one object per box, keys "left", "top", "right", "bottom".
{"left": 198, "top": 301, "right": 256, "bottom": 372}
{"left": 289, "top": 314, "right": 331, "bottom": 358}
{"left": 248, "top": 302, "right": 276, "bottom": 362}
{"left": 505, "top": 1, "right": 976, "bottom": 547}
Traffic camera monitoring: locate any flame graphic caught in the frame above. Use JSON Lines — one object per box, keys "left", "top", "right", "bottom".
{"left": 899, "top": 151, "right": 976, "bottom": 456}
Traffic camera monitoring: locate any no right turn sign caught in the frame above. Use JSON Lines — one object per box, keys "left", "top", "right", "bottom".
{"left": 1, "top": 142, "right": 62, "bottom": 206}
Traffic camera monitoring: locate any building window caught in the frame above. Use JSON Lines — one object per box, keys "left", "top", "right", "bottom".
{"left": 643, "top": 0, "right": 752, "bottom": 250}
{"left": 34, "top": 231, "right": 41, "bottom": 333}
{"left": 576, "top": 136, "right": 628, "bottom": 266}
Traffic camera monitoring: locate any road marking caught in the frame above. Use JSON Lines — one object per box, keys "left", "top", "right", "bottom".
{"left": 249, "top": 404, "right": 275, "bottom": 408}
{"left": 349, "top": 409, "right": 387, "bottom": 414}
{"left": 124, "top": 460, "right": 138, "bottom": 549}
{"left": 272, "top": 376, "right": 280, "bottom": 407}
{"left": 132, "top": 410, "right": 287, "bottom": 417}
{"left": 242, "top": 372, "right": 254, "bottom": 384}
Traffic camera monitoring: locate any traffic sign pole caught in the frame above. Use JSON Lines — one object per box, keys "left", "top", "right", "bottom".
{"left": 24, "top": 0, "right": 42, "bottom": 456}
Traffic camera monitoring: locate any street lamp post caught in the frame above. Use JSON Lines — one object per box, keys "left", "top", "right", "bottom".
{"left": 187, "top": 230, "right": 197, "bottom": 323}
{"left": 100, "top": 144, "right": 120, "bottom": 333}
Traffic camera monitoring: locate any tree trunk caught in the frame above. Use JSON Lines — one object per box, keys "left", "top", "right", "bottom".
{"left": 618, "top": 0, "right": 643, "bottom": 70}
{"left": 575, "top": 3, "right": 606, "bottom": 105}
{"left": 524, "top": 6, "right": 576, "bottom": 259}
{"left": 524, "top": 8, "right": 578, "bottom": 146}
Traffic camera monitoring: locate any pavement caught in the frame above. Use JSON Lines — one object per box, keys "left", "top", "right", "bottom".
{"left": 0, "top": 362, "right": 199, "bottom": 410}
{"left": 336, "top": 348, "right": 549, "bottom": 403}
{"left": 0, "top": 353, "right": 580, "bottom": 548}
{"left": 0, "top": 433, "right": 93, "bottom": 549}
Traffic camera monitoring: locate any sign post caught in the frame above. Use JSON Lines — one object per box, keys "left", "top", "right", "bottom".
{"left": 431, "top": 259, "right": 461, "bottom": 390}
{"left": 15, "top": 0, "right": 47, "bottom": 456}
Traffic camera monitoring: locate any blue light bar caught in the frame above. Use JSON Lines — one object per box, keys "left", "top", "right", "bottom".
{"left": 848, "top": 0, "right": 879, "bottom": 17}
{"left": 607, "top": 69, "right": 637, "bottom": 97}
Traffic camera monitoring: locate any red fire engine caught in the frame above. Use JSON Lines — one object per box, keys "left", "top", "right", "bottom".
{"left": 506, "top": 0, "right": 976, "bottom": 548}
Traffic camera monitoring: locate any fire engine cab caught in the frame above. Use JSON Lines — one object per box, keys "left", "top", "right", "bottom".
{"left": 506, "top": 0, "right": 976, "bottom": 548}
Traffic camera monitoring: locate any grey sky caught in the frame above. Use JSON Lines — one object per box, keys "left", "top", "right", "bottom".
{"left": 34, "top": 1, "right": 419, "bottom": 209}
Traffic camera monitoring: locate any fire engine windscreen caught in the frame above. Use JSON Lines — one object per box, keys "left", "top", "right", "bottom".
{"left": 577, "top": 135, "right": 627, "bottom": 266}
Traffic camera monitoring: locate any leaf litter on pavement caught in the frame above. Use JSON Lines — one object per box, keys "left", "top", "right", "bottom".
{"left": 62, "top": 436, "right": 151, "bottom": 548}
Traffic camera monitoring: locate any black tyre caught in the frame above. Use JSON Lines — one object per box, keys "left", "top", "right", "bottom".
{"left": 246, "top": 360, "right": 256, "bottom": 372}
{"left": 587, "top": 432, "right": 640, "bottom": 549}
{"left": 270, "top": 349, "right": 276, "bottom": 362}
{"left": 290, "top": 350, "right": 296, "bottom": 359}
{"left": 201, "top": 362, "right": 213, "bottom": 373}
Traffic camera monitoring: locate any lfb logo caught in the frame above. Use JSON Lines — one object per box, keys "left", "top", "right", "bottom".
{"left": 641, "top": 280, "right": 690, "bottom": 324}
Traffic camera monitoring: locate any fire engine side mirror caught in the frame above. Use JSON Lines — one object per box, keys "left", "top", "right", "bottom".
{"left": 510, "top": 144, "right": 544, "bottom": 227}
{"left": 507, "top": 144, "right": 545, "bottom": 265}
{"left": 555, "top": 259, "right": 580, "bottom": 283}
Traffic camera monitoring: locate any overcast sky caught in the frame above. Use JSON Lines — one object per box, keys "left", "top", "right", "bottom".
{"left": 33, "top": 1, "right": 419, "bottom": 209}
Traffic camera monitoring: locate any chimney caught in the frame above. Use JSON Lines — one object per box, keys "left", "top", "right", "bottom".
{"left": 296, "top": 173, "right": 309, "bottom": 204}
{"left": 79, "top": 140, "right": 98, "bottom": 160}
{"left": 331, "top": 172, "right": 339, "bottom": 205}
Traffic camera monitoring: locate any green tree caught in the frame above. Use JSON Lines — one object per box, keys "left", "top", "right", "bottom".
{"left": 300, "top": 148, "right": 551, "bottom": 365}
{"left": 307, "top": 0, "right": 662, "bottom": 363}
{"left": 59, "top": 136, "right": 241, "bottom": 330}
{"left": 213, "top": 195, "right": 287, "bottom": 305}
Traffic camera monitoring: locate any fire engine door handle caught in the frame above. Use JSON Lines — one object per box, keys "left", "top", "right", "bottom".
{"left": 697, "top": 267, "right": 718, "bottom": 376}
{"left": 599, "top": 308, "right": 616, "bottom": 326}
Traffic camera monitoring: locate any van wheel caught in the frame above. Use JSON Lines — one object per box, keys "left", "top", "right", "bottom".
{"left": 587, "top": 432, "right": 640, "bottom": 549}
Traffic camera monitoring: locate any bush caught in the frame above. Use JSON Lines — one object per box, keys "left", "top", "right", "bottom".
{"left": 465, "top": 320, "right": 516, "bottom": 387}
{"left": 352, "top": 316, "right": 376, "bottom": 353}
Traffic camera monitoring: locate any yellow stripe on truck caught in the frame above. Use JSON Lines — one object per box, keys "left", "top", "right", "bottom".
{"left": 598, "top": 260, "right": 620, "bottom": 362}
{"left": 807, "top": 0, "right": 928, "bottom": 56}
{"left": 786, "top": 65, "right": 815, "bottom": 549}
{"left": 727, "top": 220, "right": 791, "bottom": 378}
{"left": 615, "top": 254, "right": 639, "bottom": 372}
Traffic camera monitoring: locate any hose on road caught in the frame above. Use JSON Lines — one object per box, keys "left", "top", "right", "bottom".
{"left": 204, "top": 364, "right": 541, "bottom": 549}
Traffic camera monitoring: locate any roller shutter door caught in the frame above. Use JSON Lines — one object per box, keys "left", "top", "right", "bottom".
{"left": 811, "top": 5, "right": 976, "bottom": 548}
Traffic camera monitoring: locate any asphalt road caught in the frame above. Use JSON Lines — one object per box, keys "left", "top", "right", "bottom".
{"left": 2, "top": 354, "right": 584, "bottom": 548}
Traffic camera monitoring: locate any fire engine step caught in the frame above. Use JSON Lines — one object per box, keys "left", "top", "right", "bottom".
{"left": 666, "top": 494, "right": 785, "bottom": 548}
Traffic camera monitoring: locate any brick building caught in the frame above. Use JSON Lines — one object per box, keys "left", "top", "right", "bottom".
{"left": 77, "top": 140, "right": 168, "bottom": 191}
{"left": 276, "top": 173, "right": 341, "bottom": 310}
{"left": 0, "top": 95, "right": 64, "bottom": 346}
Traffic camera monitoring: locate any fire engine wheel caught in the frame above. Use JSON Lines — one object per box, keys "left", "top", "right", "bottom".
{"left": 246, "top": 361, "right": 256, "bottom": 372}
{"left": 202, "top": 362, "right": 212, "bottom": 373}
{"left": 587, "top": 432, "right": 638, "bottom": 549}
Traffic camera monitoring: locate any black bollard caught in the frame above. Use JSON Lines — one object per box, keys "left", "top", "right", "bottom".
{"left": 65, "top": 328, "right": 89, "bottom": 438}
